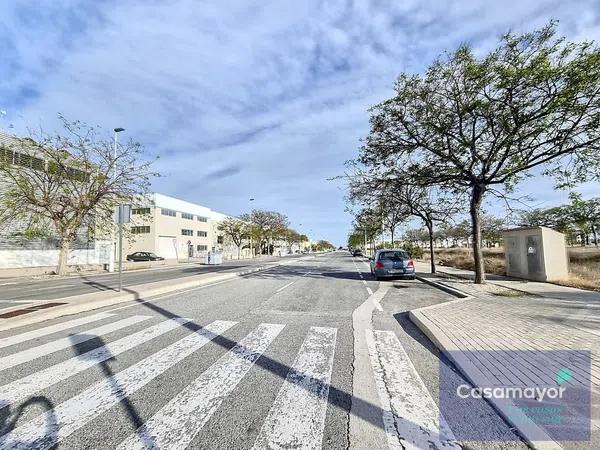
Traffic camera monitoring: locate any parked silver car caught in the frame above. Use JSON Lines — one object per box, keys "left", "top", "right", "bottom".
{"left": 370, "top": 249, "right": 416, "bottom": 280}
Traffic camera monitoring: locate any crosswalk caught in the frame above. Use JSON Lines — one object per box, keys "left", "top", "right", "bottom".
{"left": 0, "top": 311, "right": 457, "bottom": 449}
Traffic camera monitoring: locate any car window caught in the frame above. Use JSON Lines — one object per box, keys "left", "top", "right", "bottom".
{"left": 148, "top": 253, "right": 158, "bottom": 257}
{"left": 378, "top": 251, "right": 409, "bottom": 260}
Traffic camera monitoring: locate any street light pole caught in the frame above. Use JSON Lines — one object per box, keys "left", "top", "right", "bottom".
{"left": 114, "top": 128, "right": 125, "bottom": 291}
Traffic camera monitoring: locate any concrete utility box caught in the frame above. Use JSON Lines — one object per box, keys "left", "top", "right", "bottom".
{"left": 503, "top": 227, "right": 569, "bottom": 282}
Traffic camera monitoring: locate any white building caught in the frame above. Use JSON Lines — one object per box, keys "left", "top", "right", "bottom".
{"left": 124, "top": 193, "right": 248, "bottom": 261}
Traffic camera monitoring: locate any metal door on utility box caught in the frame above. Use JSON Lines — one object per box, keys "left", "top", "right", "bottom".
{"left": 526, "top": 235, "right": 542, "bottom": 275}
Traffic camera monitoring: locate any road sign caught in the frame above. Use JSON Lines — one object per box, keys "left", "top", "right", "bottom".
{"left": 114, "top": 205, "right": 131, "bottom": 224}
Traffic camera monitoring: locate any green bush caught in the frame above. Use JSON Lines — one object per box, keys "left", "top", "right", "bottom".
{"left": 402, "top": 243, "right": 423, "bottom": 259}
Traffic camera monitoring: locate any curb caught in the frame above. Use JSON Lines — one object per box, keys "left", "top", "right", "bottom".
{"left": 415, "top": 274, "right": 471, "bottom": 299}
{"left": 0, "top": 262, "right": 284, "bottom": 332}
{"left": 409, "top": 308, "right": 562, "bottom": 450}
{"left": 435, "top": 269, "right": 541, "bottom": 298}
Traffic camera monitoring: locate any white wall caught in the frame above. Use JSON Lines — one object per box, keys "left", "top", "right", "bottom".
{"left": 0, "top": 240, "right": 112, "bottom": 269}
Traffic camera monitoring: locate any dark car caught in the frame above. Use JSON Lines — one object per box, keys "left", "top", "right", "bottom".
{"left": 126, "top": 252, "right": 164, "bottom": 262}
{"left": 352, "top": 249, "right": 364, "bottom": 257}
{"left": 370, "top": 249, "right": 415, "bottom": 280}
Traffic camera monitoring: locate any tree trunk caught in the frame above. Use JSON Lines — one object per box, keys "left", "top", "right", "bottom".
{"left": 57, "top": 239, "right": 70, "bottom": 276}
{"left": 592, "top": 224, "right": 598, "bottom": 247}
{"left": 237, "top": 245, "right": 241, "bottom": 260}
{"left": 391, "top": 228, "right": 395, "bottom": 248}
{"left": 469, "top": 184, "right": 486, "bottom": 284}
{"left": 425, "top": 220, "right": 435, "bottom": 273}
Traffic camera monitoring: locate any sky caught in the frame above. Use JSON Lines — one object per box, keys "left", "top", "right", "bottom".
{"left": 1, "top": 0, "right": 600, "bottom": 245}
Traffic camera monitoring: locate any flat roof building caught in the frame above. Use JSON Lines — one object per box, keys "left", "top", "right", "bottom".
{"left": 124, "top": 193, "right": 242, "bottom": 260}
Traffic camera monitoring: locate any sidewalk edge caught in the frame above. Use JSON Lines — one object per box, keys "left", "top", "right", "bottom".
{"left": 415, "top": 274, "right": 471, "bottom": 299}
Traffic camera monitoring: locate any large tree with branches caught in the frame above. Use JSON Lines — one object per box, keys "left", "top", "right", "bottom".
{"left": 360, "top": 22, "right": 600, "bottom": 282}
{"left": 0, "top": 118, "right": 156, "bottom": 275}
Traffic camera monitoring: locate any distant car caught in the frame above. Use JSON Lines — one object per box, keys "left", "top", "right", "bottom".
{"left": 352, "top": 249, "right": 363, "bottom": 257}
{"left": 370, "top": 249, "right": 415, "bottom": 281}
{"left": 126, "top": 252, "right": 164, "bottom": 262}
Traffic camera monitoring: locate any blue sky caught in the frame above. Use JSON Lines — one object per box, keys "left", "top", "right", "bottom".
{"left": 1, "top": 1, "right": 600, "bottom": 245}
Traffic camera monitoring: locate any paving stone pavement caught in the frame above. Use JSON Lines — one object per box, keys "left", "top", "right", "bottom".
{"left": 411, "top": 270, "right": 600, "bottom": 449}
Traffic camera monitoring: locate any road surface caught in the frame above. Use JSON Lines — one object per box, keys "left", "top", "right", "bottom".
{"left": 0, "top": 252, "right": 525, "bottom": 449}
{"left": 0, "top": 256, "right": 292, "bottom": 302}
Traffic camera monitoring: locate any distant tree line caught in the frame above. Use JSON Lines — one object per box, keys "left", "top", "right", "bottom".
{"left": 519, "top": 193, "right": 600, "bottom": 246}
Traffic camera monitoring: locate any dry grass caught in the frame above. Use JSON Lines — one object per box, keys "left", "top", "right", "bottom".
{"left": 425, "top": 246, "right": 600, "bottom": 292}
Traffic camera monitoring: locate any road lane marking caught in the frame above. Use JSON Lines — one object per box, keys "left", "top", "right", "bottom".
{"left": 116, "top": 323, "right": 285, "bottom": 450}
{"left": 275, "top": 271, "right": 312, "bottom": 293}
{"left": 0, "top": 315, "right": 151, "bottom": 371}
{"left": 276, "top": 281, "right": 296, "bottom": 293}
{"left": 365, "top": 330, "right": 460, "bottom": 449}
{"left": 105, "top": 264, "right": 299, "bottom": 314}
{"left": 252, "top": 326, "right": 336, "bottom": 450}
{"left": 0, "top": 317, "right": 191, "bottom": 409}
{"left": 0, "top": 320, "right": 237, "bottom": 450}
{"left": 0, "top": 312, "right": 115, "bottom": 349}
{"left": 366, "top": 287, "right": 374, "bottom": 296}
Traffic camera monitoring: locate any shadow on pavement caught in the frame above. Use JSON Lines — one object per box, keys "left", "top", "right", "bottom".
{"left": 0, "top": 396, "right": 57, "bottom": 448}
{"left": 69, "top": 334, "right": 157, "bottom": 448}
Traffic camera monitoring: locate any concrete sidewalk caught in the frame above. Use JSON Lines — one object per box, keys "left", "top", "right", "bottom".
{"left": 0, "top": 258, "right": 298, "bottom": 332}
{"left": 412, "top": 262, "right": 600, "bottom": 449}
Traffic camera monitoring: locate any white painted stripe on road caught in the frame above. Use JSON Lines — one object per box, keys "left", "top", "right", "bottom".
{"left": 252, "top": 326, "right": 337, "bottom": 450}
{"left": 365, "top": 330, "right": 460, "bottom": 450}
{"left": 0, "top": 320, "right": 237, "bottom": 450}
{"left": 362, "top": 280, "right": 367, "bottom": 285}
{"left": 0, "top": 317, "right": 190, "bottom": 409}
{"left": 117, "top": 323, "right": 285, "bottom": 450}
{"left": 366, "top": 287, "right": 374, "bottom": 296}
{"left": 0, "top": 312, "right": 114, "bottom": 349}
{"left": 276, "top": 281, "right": 295, "bottom": 293}
{"left": 0, "top": 315, "right": 151, "bottom": 371}
{"left": 275, "top": 271, "right": 313, "bottom": 293}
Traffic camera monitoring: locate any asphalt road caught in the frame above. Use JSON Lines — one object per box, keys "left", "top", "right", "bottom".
{"left": 0, "top": 255, "right": 294, "bottom": 302}
{"left": 0, "top": 252, "right": 526, "bottom": 449}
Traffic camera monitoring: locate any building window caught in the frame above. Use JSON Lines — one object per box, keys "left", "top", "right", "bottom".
{"left": 182, "top": 212, "right": 194, "bottom": 220}
{"left": 217, "top": 235, "right": 223, "bottom": 244}
{"left": 161, "top": 208, "right": 176, "bottom": 217}
{"left": 131, "top": 226, "right": 150, "bottom": 234}
{"left": 197, "top": 216, "right": 208, "bottom": 222}
{"left": 182, "top": 229, "right": 193, "bottom": 236}
{"left": 197, "top": 245, "right": 208, "bottom": 251}
{"left": 197, "top": 231, "right": 207, "bottom": 237}
{"left": 132, "top": 208, "right": 151, "bottom": 215}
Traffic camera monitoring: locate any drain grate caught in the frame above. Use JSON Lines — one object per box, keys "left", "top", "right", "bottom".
{"left": 0, "top": 302, "right": 67, "bottom": 319}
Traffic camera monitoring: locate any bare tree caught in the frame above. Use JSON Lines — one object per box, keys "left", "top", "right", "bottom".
{"left": 0, "top": 117, "right": 156, "bottom": 275}
{"left": 217, "top": 217, "right": 248, "bottom": 259}
{"left": 239, "top": 209, "right": 289, "bottom": 255}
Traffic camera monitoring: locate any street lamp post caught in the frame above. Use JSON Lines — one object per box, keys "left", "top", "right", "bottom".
{"left": 114, "top": 127, "right": 125, "bottom": 291}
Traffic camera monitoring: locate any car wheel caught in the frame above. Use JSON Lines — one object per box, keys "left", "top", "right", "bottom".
{"left": 375, "top": 275, "right": 381, "bottom": 281}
